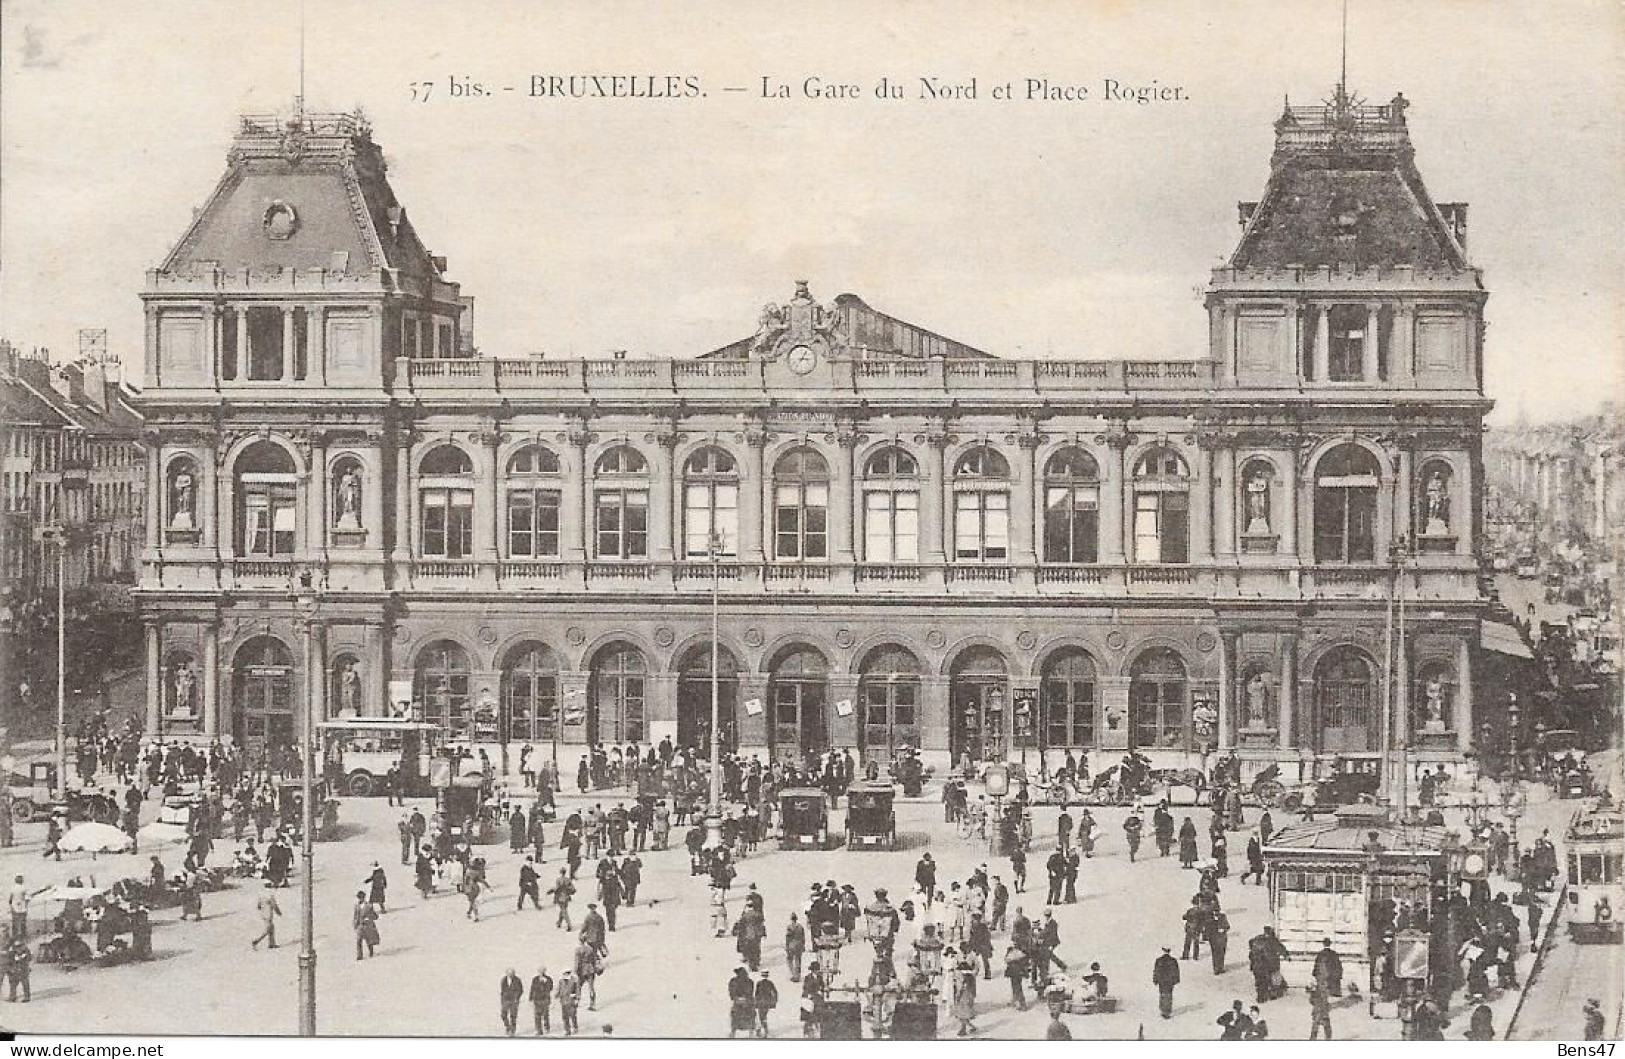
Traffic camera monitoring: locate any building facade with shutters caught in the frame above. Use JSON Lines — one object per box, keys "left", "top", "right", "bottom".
{"left": 135, "top": 93, "right": 1492, "bottom": 782}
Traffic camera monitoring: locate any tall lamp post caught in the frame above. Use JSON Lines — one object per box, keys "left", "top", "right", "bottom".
{"left": 35, "top": 524, "right": 68, "bottom": 800}
{"left": 704, "top": 532, "right": 725, "bottom": 851}
{"left": 293, "top": 572, "right": 320, "bottom": 1036}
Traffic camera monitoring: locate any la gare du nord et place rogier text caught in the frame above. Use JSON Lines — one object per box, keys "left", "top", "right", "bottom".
{"left": 507, "top": 73, "right": 1184, "bottom": 104}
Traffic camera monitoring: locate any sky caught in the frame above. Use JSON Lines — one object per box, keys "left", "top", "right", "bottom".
{"left": 2, "top": 0, "right": 1622, "bottom": 424}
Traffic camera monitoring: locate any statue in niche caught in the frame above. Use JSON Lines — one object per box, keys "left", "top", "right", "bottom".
{"left": 170, "top": 660, "right": 196, "bottom": 717}
{"left": 1245, "top": 673, "right": 1272, "bottom": 729}
{"left": 335, "top": 466, "right": 363, "bottom": 529}
{"left": 339, "top": 661, "right": 362, "bottom": 715}
{"left": 1244, "top": 469, "right": 1272, "bottom": 535}
{"left": 1104, "top": 702, "right": 1125, "bottom": 731}
{"left": 1423, "top": 676, "right": 1447, "bottom": 730}
{"left": 1423, "top": 471, "right": 1451, "bottom": 535}
{"left": 169, "top": 468, "right": 195, "bottom": 530}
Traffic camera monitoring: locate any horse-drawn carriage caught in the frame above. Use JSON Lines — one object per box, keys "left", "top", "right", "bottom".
{"left": 1082, "top": 755, "right": 1210, "bottom": 806}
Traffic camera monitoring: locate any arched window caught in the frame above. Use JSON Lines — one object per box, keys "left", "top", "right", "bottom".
{"left": 1317, "top": 646, "right": 1375, "bottom": 752}
{"left": 506, "top": 445, "right": 563, "bottom": 558}
{"left": 1130, "top": 648, "right": 1187, "bottom": 750}
{"left": 232, "top": 636, "right": 295, "bottom": 751}
{"left": 1416, "top": 459, "right": 1454, "bottom": 542}
{"left": 1044, "top": 448, "right": 1100, "bottom": 563}
{"left": 330, "top": 456, "right": 365, "bottom": 532}
{"left": 859, "top": 646, "right": 922, "bottom": 765}
{"left": 676, "top": 644, "right": 740, "bottom": 753}
{"left": 165, "top": 456, "right": 200, "bottom": 533}
{"left": 415, "top": 640, "right": 472, "bottom": 738}
{"left": 235, "top": 441, "right": 298, "bottom": 557}
{"left": 419, "top": 445, "right": 474, "bottom": 558}
{"left": 863, "top": 447, "right": 920, "bottom": 562}
{"left": 1041, "top": 648, "right": 1098, "bottom": 748}
{"left": 1313, "top": 444, "right": 1380, "bottom": 562}
{"left": 954, "top": 446, "right": 1010, "bottom": 561}
{"left": 773, "top": 448, "right": 829, "bottom": 560}
{"left": 683, "top": 447, "right": 739, "bottom": 558}
{"left": 1412, "top": 659, "right": 1456, "bottom": 733}
{"left": 770, "top": 646, "right": 829, "bottom": 760}
{"left": 594, "top": 445, "right": 649, "bottom": 559}
{"left": 1132, "top": 447, "right": 1190, "bottom": 564}
{"left": 590, "top": 644, "right": 647, "bottom": 743}
{"left": 503, "top": 643, "right": 559, "bottom": 742}
{"left": 1239, "top": 458, "right": 1277, "bottom": 550}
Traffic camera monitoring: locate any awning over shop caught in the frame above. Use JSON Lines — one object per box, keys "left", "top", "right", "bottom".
{"left": 1481, "top": 619, "right": 1534, "bottom": 660}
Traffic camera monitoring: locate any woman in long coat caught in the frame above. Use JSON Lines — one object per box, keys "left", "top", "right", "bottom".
{"left": 1178, "top": 817, "right": 1200, "bottom": 869}
{"left": 949, "top": 951, "right": 978, "bottom": 1036}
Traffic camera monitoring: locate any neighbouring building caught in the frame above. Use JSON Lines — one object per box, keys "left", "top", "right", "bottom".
{"left": 134, "top": 91, "right": 1494, "bottom": 786}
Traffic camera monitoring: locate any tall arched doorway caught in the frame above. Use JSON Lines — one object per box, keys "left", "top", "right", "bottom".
{"left": 232, "top": 636, "right": 295, "bottom": 754}
{"left": 950, "top": 646, "right": 1010, "bottom": 764}
{"left": 676, "top": 644, "right": 739, "bottom": 754}
{"left": 1317, "top": 646, "right": 1377, "bottom": 752}
{"left": 769, "top": 646, "right": 829, "bottom": 764}
{"left": 858, "top": 646, "right": 922, "bottom": 767}
{"left": 589, "top": 643, "right": 647, "bottom": 745}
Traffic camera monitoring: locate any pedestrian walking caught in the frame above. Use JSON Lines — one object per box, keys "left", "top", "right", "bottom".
{"left": 462, "top": 860, "right": 487, "bottom": 921}
{"left": 728, "top": 966, "right": 756, "bottom": 1037}
{"left": 353, "top": 891, "right": 379, "bottom": 960}
{"left": 1124, "top": 810, "right": 1143, "bottom": 862}
{"left": 557, "top": 970, "right": 581, "bottom": 1035}
{"left": 754, "top": 970, "right": 779, "bottom": 1037}
{"left": 1152, "top": 946, "right": 1180, "bottom": 1019}
{"left": 949, "top": 951, "right": 978, "bottom": 1036}
{"left": 785, "top": 912, "right": 806, "bottom": 981}
{"left": 4, "top": 938, "right": 30, "bottom": 1003}
{"left": 8, "top": 876, "right": 35, "bottom": 941}
{"left": 620, "top": 853, "right": 642, "bottom": 906}
{"left": 710, "top": 884, "right": 729, "bottom": 937}
{"left": 529, "top": 966, "right": 554, "bottom": 1035}
{"left": 1153, "top": 803, "right": 1175, "bottom": 858}
{"left": 1308, "top": 981, "right": 1334, "bottom": 1039}
{"left": 367, "top": 861, "right": 388, "bottom": 911}
{"left": 517, "top": 857, "right": 543, "bottom": 911}
{"left": 1004, "top": 943, "right": 1030, "bottom": 1010}
{"left": 550, "top": 868, "right": 576, "bottom": 931}
{"left": 398, "top": 814, "right": 413, "bottom": 865}
{"left": 1178, "top": 816, "right": 1199, "bottom": 868}
{"left": 1312, "top": 938, "right": 1343, "bottom": 995}
{"left": 250, "top": 884, "right": 282, "bottom": 949}
{"left": 1208, "top": 907, "right": 1231, "bottom": 974}
{"left": 574, "top": 938, "right": 601, "bottom": 1011}
{"left": 500, "top": 969, "right": 525, "bottom": 1036}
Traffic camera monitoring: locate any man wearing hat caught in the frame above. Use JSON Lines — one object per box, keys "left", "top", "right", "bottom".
{"left": 1583, "top": 998, "right": 1607, "bottom": 1040}
{"left": 1152, "top": 946, "right": 1181, "bottom": 1019}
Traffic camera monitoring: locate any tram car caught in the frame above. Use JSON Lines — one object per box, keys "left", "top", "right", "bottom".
{"left": 1564, "top": 800, "right": 1623, "bottom": 944}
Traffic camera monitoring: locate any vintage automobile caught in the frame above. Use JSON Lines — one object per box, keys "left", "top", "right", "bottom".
{"left": 778, "top": 788, "right": 832, "bottom": 850}
{"left": 437, "top": 771, "right": 502, "bottom": 845}
{"left": 1282, "top": 758, "right": 1381, "bottom": 812}
{"left": 846, "top": 781, "right": 898, "bottom": 850}
{"left": 275, "top": 778, "right": 341, "bottom": 841}
{"left": 5, "top": 761, "right": 120, "bottom": 825}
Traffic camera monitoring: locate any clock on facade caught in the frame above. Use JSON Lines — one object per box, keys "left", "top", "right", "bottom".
{"left": 786, "top": 344, "right": 817, "bottom": 375}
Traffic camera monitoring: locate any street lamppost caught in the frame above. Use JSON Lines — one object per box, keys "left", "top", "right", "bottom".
{"left": 293, "top": 572, "right": 320, "bottom": 1036}
{"left": 704, "top": 531, "right": 725, "bottom": 852}
{"left": 35, "top": 524, "right": 68, "bottom": 800}
{"left": 1382, "top": 534, "right": 1414, "bottom": 817}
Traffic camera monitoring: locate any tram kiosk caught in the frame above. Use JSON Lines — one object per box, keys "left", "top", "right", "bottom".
{"left": 1263, "top": 805, "right": 1454, "bottom": 994}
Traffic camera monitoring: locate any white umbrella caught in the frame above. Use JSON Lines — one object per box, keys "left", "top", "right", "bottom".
{"left": 35, "top": 883, "right": 109, "bottom": 905}
{"left": 136, "top": 821, "right": 192, "bottom": 847}
{"left": 57, "top": 822, "right": 134, "bottom": 854}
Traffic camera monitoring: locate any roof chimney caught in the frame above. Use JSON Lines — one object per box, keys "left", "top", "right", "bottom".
{"left": 81, "top": 361, "right": 107, "bottom": 412}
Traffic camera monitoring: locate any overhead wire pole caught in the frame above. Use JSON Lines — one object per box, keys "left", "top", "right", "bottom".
{"left": 707, "top": 532, "right": 723, "bottom": 849}
{"left": 55, "top": 531, "right": 66, "bottom": 801}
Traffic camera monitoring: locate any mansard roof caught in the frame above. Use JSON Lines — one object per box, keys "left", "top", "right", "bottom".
{"left": 158, "top": 111, "right": 445, "bottom": 280}
{"left": 1229, "top": 88, "right": 1471, "bottom": 273}
{"left": 702, "top": 284, "right": 994, "bottom": 361}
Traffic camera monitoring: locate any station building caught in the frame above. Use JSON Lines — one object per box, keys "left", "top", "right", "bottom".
{"left": 134, "top": 92, "right": 1493, "bottom": 782}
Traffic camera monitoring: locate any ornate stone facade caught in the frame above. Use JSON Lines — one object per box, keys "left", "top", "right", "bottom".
{"left": 135, "top": 95, "right": 1493, "bottom": 781}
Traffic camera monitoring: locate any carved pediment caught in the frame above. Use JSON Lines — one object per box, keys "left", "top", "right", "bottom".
{"left": 749, "top": 281, "right": 846, "bottom": 360}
